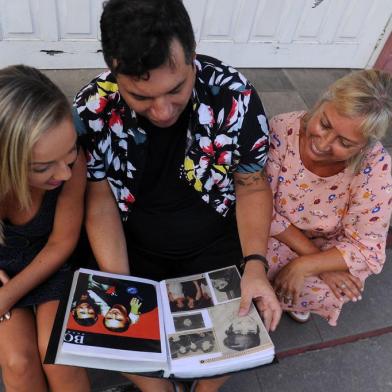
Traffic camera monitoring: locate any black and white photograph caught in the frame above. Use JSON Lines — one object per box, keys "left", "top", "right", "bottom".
{"left": 208, "top": 300, "right": 268, "bottom": 354}
{"left": 208, "top": 266, "right": 241, "bottom": 303}
{"left": 173, "top": 313, "right": 205, "bottom": 332}
{"left": 168, "top": 330, "right": 218, "bottom": 360}
{"left": 166, "top": 275, "right": 213, "bottom": 313}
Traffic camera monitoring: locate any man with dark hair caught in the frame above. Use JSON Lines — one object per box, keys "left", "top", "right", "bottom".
{"left": 72, "top": 295, "right": 99, "bottom": 327}
{"left": 74, "top": 0, "right": 281, "bottom": 390}
{"left": 100, "top": 0, "right": 196, "bottom": 77}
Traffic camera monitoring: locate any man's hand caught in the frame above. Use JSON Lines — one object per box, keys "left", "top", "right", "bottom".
{"left": 239, "top": 261, "right": 282, "bottom": 332}
{"left": 319, "top": 271, "right": 363, "bottom": 302}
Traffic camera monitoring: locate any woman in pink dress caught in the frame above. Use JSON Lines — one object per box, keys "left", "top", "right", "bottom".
{"left": 265, "top": 70, "right": 392, "bottom": 326}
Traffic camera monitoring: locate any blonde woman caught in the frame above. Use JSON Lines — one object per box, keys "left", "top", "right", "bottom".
{"left": 266, "top": 70, "right": 392, "bottom": 326}
{"left": 0, "top": 65, "right": 89, "bottom": 391}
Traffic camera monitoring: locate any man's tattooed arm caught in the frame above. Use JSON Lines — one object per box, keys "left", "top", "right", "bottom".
{"left": 234, "top": 170, "right": 269, "bottom": 190}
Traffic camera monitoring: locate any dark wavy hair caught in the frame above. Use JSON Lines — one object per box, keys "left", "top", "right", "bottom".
{"left": 72, "top": 297, "right": 99, "bottom": 326}
{"left": 100, "top": 0, "right": 196, "bottom": 78}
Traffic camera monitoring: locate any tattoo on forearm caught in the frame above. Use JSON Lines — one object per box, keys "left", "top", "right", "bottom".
{"left": 235, "top": 171, "right": 267, "bottom": 187}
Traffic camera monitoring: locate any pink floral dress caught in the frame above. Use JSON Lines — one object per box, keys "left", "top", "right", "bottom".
{"left": 266, "top": 111, "right": 392, "bottom": 325}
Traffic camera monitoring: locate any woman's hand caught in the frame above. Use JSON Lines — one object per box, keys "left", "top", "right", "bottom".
{"left": 0, "top": 270, "right": 12, "bottom": 320}
{"left": 0, "top": 269, "right": 10, "bottom": 286}
{"left": 273, "top": 257, "right": 308, "bottom": 306}
{"left": 239, "top": 261, "right": 282, "bottom": 332}
{"left": 319, "top": 271, "right": 363, "bottom": 302}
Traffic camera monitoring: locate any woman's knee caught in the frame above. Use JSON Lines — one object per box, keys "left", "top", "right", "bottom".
{"left": 43, "top": 364, "right": 90, "bottom": 391}
{"left": 2, "top": 347, "right": 42, "bottom": 380}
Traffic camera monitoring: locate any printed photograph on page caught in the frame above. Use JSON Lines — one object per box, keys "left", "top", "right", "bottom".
{"left": 173, "top": 312, "right": 205, "bottom": 332}
{"left": 64, "top": 272, "right": 161, "bottom": 353}
{"left": 166, "top": 274, "right": 212, "bottom": 313}
{"left": 168, "top": 329, "right": 218, "bottom": 360}
{"left": 208, "top": 300, "right": 270, "bottom": 355}
{"left": 208, "top": 266, "right": 241, "bottom": 303}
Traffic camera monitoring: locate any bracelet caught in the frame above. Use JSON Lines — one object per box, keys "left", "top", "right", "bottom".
{"left": 240, "top": 254, "right": 269, "bottom": 272}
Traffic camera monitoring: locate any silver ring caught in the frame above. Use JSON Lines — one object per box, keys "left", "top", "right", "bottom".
{"left": 340, "top": 284, "right": 347, "bottom": 289}
{"left": 0, "top": 312, "right": 11, "bottom": 323}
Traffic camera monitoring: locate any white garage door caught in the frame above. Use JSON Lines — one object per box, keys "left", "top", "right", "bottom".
{"left": 0, "top": 0, "right": 391, "bottom": 69}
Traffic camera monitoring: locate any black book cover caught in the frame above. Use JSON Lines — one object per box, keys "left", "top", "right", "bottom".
{"left": 44, "top": 271, "right": 74, "bottom": 364}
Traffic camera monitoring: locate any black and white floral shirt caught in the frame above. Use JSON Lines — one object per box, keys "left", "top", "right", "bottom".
{"left": 74, "top": 55, "right": 270, "bottom": 220}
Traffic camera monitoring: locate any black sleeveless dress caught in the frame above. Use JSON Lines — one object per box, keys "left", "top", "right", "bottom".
{"left": 0, "top": 187, "right": 71, "bottom": 308}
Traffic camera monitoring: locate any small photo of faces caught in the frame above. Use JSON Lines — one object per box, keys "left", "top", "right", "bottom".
{"left": 71, "top": 274, "right": 143, "bottom": 333}
{"left": 168, "top": 330, "right": 218, "bottom": 360}
{"left": 166, "top": 276, "right": 213, "bottom": 313}
{"left": 173, "top": 313, "right": 205, "bottom": 332}
{"left": 208, "top": 266, "right": 241, "bottom": 303}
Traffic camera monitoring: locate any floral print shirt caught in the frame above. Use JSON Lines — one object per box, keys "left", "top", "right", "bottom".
{"left": 74, "top": 55, "right": 269, "bottom": 220}
{"left": 266, "top": 111, "right": 392, "bottom": 279}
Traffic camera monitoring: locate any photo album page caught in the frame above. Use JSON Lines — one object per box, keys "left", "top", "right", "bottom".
{"left": 160, "top": 265, "right": 274, "bottom": 378}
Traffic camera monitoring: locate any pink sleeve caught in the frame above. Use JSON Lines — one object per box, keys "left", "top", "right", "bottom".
{"left": 332, "top": 145, "right": 392, "bottom": 280}
{"left": 265, "top": 114, "right": 293, "bottom": 236}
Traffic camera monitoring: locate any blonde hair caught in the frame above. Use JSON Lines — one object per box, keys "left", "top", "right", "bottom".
{"left": 0, "top": 65, "right": 70, "bottom": 243}
{"left": 305, "top": 69, "right": 392, "bottom": 170}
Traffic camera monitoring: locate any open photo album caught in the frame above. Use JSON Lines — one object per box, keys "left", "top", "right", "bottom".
{"left": 45, "top": 266, "right": 275, "bottom": 379}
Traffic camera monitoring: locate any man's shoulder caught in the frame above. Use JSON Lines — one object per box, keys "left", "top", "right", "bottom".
{"left": 75, "top": 70, "right": 119, "bottom": 110}
{"left": 195, "top": 54, "right": 250, "bottom": 91}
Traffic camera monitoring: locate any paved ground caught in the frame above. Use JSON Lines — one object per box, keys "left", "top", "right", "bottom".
{"left": 1, "top": 67, "right": 391, "bottom": 391}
